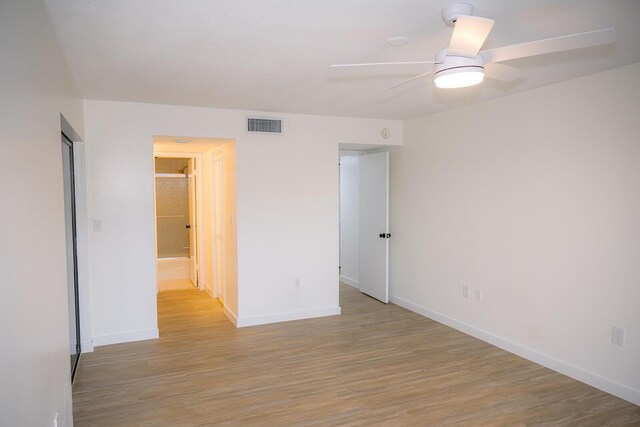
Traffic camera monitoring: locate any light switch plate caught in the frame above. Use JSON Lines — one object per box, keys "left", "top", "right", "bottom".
{"left": 462, "top": 285, "right": 470, "bottom": 298}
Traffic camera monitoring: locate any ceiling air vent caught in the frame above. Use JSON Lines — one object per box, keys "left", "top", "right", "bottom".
{"left": 247, "top": 117, "right": 283, "bottom": 134}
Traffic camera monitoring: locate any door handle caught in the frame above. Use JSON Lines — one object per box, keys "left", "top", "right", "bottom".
{"left": 186, "top": 225, "right": 191, "bottom": 229}
{"left": 386, "top": 233, "right": 391, "bottom": 238}
{"left": 379, "top": 233, "right": 385, "bottom": 238}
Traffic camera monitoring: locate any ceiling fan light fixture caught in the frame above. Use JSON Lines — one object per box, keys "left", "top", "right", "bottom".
{"left": 434, "top": 67, "right": 484, "bottom": 88}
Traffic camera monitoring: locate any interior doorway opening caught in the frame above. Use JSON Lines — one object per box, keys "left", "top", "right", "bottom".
{"left": 152, "top": 136, "right": 238, "bottom": 320}
{"left": 339, "top": 144, "right": 392, "bottom": 303}
{"left": 154, "top": 156, "right": 198, "bottom": 291}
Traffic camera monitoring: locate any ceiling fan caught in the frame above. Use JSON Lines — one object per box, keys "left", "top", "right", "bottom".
{"left": 331, "top": 3, "right": 617, "bottom": 90}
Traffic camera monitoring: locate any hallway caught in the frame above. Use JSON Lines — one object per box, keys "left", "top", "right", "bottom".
{"left": 72, "top": 285, "right": 640, "bottom": 426}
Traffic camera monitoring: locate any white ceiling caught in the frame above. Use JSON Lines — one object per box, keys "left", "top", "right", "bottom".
{"left": 44, "top": 0, "right": 640, "bottom": 120}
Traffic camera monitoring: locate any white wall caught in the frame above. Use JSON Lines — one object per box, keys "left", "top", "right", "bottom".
{"left": 339, "top": 154, "right": 360, "bottom": 287}
{"left": 83, "top": 100, "right": 402, "bottom": 337}
{"left": 0, "top": 1, "right": 85, "bottom": 426}
{"left": 390, "top": 63, "right": 640, "bottom": 404}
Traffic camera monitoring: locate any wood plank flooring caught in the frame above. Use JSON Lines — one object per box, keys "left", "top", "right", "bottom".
{"left": 73, "top": 284, "right": 640, "bottom": 426}
{"left": 157, "top": 279, "right": 197, "bottom": 291}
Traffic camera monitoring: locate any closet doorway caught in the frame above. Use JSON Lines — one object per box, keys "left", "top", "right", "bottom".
{"left": 61, "top": 133, "right": 81, "bottom": 381}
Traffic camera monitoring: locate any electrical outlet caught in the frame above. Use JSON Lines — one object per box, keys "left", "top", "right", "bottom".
{"left": 612, "top": 326, "right": 625, "bottom": 346}
{"left": 462, "top": 285, "right": 470, "bottom": 299}
{"left": 294, "top": 278, "right": 300, "bottom": 288}
{"left": 474, "top": 289, "right": 483, "bottom": 302}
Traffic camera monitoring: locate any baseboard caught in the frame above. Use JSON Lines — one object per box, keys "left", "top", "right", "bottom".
{"left": 236, "top": 306, "right": 342, "bottom": 328}
{"left": 92, "top": 328, "right": 159, "bottom": 347}
{"left": 204, "top": 286, "right": 216, "bottom": 299}
{"left": 223, "top": 305, "right": 238, "bottom": 326}
{"left": 81, "top": 341, "right": 94, "bottom": 353}
{"left": 339, "top": 275, "right": 359, "bottom": 288}
{"left": 389, "top": 294, "right": 640, "bottom": 406}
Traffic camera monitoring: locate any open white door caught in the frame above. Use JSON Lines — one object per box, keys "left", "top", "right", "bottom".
{"left": 188, "top": 158, "right": 198, "bottom": 287}
{"left": 358, "top": 151, "right": 389, "bottom": 303}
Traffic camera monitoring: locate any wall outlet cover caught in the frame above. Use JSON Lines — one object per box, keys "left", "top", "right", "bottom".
{"left": 462, "top": 285, "right": 470, "bottom": 298}
{"left": 612, "top": 326, "right": 625, "bottom": 346}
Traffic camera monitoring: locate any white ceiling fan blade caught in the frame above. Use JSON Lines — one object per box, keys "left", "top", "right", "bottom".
{"left": 484, "top": 63, "right": 523, "bottom": 82}
{"left": 384, "top": 70, "right": 434, "bottom": 91}
{"left": 482, "top": 27, "right": 617, "bottom": 63}
{"left": 330, "top": 61, "right": 439, "bottom": 68}
{"left": 448, "top": 15, "right": 495, "bottom": 58}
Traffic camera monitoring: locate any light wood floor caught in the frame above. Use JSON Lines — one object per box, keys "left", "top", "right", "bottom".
{"left": 73, "top": 284, "right": 640, "bottom": 426}
{"left": 157, "top": 279, "right": 197, "bottom": 291}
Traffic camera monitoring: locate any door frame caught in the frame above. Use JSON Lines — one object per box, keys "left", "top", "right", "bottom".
{"left": 187, "top": 157, "right": 198, "bottom": 286}
{"left": 153, "top": 152, "right": 205, "bottom": 291}
{"left": 62, "top": 132, "right": 81, "bottom": 381}
{"left": 338, "top": 147, "right": 391, "bottom": 302}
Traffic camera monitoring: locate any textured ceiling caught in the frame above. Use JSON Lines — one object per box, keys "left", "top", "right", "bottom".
{"left": 44, "top": 0, "right": 640, "bottom": 120}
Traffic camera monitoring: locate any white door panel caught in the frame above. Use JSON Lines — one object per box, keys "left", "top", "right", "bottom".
{"left": 358, "top": 151, "right": 389, "bottom": 303}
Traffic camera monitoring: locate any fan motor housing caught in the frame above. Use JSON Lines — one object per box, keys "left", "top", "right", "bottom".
{"left": 434, "top": 48, "right": 484, "bottom": 77}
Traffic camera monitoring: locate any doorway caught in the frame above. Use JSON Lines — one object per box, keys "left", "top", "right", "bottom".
{"left": 339, "top": 148, "right": 390, "bottom": 303}
{"left": 154, "top": 157, "right": 199, "bottom": 291}
{"left": 61, "top": 133, "right": 81, "bottom": 381}
{"left": 152, "top": 137, "right": 236, "bottom": 312}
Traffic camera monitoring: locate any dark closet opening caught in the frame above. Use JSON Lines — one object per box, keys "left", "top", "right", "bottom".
{"left": 62, "top": 132, "right": 81, "bottom": 382}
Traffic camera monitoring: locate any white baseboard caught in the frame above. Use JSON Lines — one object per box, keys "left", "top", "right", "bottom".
{"left": 92, "top": 328, "right": 159, "bottom": 347}
{"left": 204, "top": 286, "right": 216, "bottom": 299}
{"left": 339, "top": 275, "right": 359, "bottom": 289}
{"left": 81, "top": 341, "right": 94, "bottom": 353}
{"left": 389, "top": 294, "right": 640, "bottom": 406}
{"left": 236, "top": 306, "right": 342, "bottom": 328}
{"left": 223, "top": 305, "right": 238, "bottom": 326}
